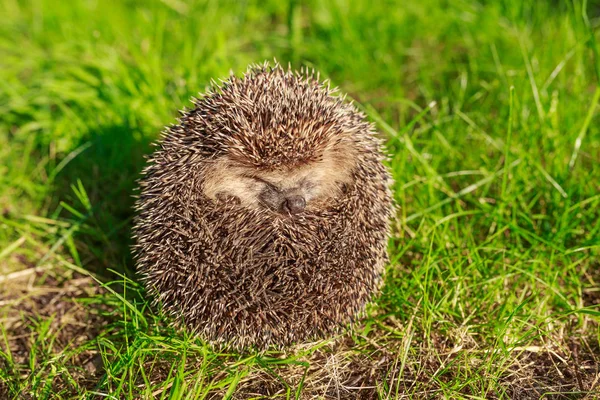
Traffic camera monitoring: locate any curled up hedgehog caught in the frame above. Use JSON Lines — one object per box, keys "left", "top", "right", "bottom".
{"left": 133, "top": 63, "right": 393, "bottom": 349}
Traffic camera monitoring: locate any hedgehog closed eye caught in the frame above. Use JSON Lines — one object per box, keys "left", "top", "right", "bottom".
{"left": 133, "top": 62, "right": 393, "bottom": 349}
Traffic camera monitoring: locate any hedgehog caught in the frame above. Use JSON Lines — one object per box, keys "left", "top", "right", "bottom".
{"left": 133, "top": 62, "right": 393, "bottom": 349}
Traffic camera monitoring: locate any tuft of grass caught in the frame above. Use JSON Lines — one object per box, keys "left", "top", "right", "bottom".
{"left": 1, "top": 0, "right": 599, "bottom": 398}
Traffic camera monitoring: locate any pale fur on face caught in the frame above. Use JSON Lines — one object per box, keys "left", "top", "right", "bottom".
{"left": 202, "top": 145, "right": 356, "bottom": 213}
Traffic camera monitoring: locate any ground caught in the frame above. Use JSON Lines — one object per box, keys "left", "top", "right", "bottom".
{"left": 1, "top": 0, "right": 599, "bottom": 398}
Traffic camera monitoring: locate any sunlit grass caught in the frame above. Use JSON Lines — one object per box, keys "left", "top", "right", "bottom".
{"left": 1, "top": 0, "right": 599, "bottom": 398}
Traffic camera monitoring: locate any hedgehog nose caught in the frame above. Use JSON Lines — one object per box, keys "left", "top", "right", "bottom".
{"left": 282, "top": 195, "right": 306, "bottom": 214}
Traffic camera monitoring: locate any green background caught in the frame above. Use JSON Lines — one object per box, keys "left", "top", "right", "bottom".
{"left": 1, "top": 0, "right": 599, "bottom": 398}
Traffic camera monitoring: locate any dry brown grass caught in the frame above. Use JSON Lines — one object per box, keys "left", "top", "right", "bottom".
{"left": 1, "top": 262, "right": 598, "bottom": 399}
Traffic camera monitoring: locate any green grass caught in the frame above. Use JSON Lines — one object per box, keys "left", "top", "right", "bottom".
{"left": 1, "top": 0, "right": 600, "bottom": 398}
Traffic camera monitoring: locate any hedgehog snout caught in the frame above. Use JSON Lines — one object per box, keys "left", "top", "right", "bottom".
{"left": 282, "top": 194, "right": 306, "bottom": 214}
{"left": 258, "top": 184, "right": 307, "bottom": 215}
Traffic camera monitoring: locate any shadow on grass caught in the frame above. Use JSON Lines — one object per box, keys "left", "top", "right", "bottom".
{"left": 0, "top": 123, "right": 179, "bottom": 398}
{"left": 51, "top": 123, "right": 154, "bottom": 280}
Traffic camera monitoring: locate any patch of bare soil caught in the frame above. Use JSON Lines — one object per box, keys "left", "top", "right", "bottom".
{"left": 501, "top": 339, "right": 599, "bottom": 400}
{"left": 0, "top": 267, "right": 110, "bottom": 398}
{"left": 216, "top": 326, "right": 600, "bottom": 399}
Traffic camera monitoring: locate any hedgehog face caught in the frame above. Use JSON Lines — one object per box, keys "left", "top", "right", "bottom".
{"left": 202, "top": 148, "right": 355, "bottom": 215}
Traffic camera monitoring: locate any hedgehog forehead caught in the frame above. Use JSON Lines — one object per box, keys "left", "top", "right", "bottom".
{"left": 213, "top": 145, "right": 351, "bottom": 181}
{"left": 226, "top": 126, "right": 338, "bottom": 169}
